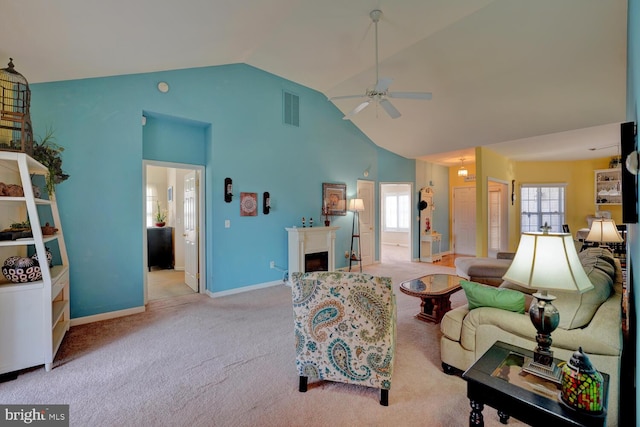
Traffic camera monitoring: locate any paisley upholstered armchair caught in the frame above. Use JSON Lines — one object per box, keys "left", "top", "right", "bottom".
{"left": 290, "top": 271, "right": 396, "bottom": 405}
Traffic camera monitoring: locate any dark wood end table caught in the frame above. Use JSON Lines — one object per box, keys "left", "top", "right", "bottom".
{"left": 462, "top": 341, "right": 609, "bottom": 427}
{"left": 399, "top": 274, "right": 463, "bottom": 323}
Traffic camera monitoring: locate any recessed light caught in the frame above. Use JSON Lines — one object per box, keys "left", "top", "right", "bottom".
{"left": 157, "top": 82, "right": 169, "bottom": 93}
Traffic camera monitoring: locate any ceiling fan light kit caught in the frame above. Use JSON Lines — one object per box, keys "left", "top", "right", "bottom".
{"left": 330, "top": 10, "right": 432, "bottom": 120}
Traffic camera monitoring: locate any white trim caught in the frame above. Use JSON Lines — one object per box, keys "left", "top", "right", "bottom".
{"left": 205, "top": 280, "right": 284, "bottom": 298}
{"left": 70, "top": 306, "right": 145, "bottom": 326}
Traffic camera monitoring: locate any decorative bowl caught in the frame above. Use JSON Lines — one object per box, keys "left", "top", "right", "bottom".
{"left": 2, "top": 264, "right": 42, "bottom": 283}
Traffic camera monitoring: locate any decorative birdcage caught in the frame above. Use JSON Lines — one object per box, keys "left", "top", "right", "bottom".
{"left": 0, "top": 58, "right": 33, "bottom": 155}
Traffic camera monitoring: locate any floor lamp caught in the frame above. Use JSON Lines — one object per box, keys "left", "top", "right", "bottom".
{"left": 349, "top": 198, "right": 365, "bottom": 272}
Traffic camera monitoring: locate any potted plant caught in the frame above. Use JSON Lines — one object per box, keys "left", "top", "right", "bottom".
{"left": 155, "top": 201, "right": 167, "bottom": 227}
{"left": 32, "top": 128, "right": 69, "bottom": 197}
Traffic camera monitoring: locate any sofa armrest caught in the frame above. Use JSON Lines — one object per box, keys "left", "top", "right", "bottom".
{"left": 441, "top": 305, "right": 470, "bottom": 342}
{"left": 497, "top": 252, "right": 515, "bottom": 260}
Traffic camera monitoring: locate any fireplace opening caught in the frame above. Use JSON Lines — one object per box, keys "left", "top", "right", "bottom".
{"left": 305, "top": 251, "right": 328, "bottom": 273}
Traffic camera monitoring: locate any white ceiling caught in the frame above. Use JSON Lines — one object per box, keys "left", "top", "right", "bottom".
{"left": 0, "top": 0, "right": 628, "bottom": 165}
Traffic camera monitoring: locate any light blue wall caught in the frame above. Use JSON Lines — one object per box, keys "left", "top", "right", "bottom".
{"left": 29, "top": 64, "right": 417, "bottom": 318}
{"left": 627, "top": 0, "right": 639, "bottom": 416}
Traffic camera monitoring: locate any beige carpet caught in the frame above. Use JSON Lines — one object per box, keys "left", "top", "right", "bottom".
{"left": 2, "top": 260, "right": 525, "bottom": 427}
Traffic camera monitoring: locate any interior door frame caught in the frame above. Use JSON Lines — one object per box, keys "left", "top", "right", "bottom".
{"left": 142, "top": 160, "right": 206, "bottom": 304}
{"left": 378, "top": 181, "right": 413, "bottom": 262}
{"left": 487, "top": 177, "right": 509, "bottom": 257}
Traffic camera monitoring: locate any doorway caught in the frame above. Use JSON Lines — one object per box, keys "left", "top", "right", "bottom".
{"left": 380, "top": 183, "right": 412, "bottom": 263}
{"left": 143, "top": 161, "right": 205, "bottom": 303}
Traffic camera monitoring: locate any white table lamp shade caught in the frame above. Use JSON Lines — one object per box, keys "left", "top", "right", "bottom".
{"left": 503, "top": 233, "right": 594, "bottom": 294}
{"left": 585, "top": 218, "right": 623, "bottom": 243}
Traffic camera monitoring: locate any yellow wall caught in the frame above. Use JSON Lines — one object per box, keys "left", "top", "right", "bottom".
{"left": 476, "top": 147, "right": 517, "bottom": 256}
{"left": 450, "top": 152, "right": 621, "bottom": 257}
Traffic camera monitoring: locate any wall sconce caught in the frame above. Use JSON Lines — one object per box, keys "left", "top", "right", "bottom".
{"left": 224, "top": 178, "right": 233, "bottom": 203}
{"left": 625, "top": 150, "right": 639, "bottom": 175}
{"left": 511, "top": 180, "right": 516, "bottom": 205}
{"left": 263, "top": 192, "right": 270, "bottom": 214}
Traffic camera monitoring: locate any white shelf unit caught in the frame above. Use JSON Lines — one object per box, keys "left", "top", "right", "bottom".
{"left": 595, "top": 168, "right": 622, "bottom": 206}
{"left": 0, "top": 152, "right": 70, "bottom": 374}
{"left": 420, "top": 232, "right": 442, "bottom": 262}
{"left": 419, "top": 187, "right": 442, "bottom": 262}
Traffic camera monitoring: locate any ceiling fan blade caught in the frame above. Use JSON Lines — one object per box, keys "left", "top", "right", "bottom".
{"left": 388, "top": 91, "right": 433, "bottom": 100}
{"left": 379, "top": 99, "right": 401, "bottom": 119}
{"left": 343, "top": 100, "right": 371, "bottom": 120}
{"left": 329, "top": 94, "right": 367, "bottom": 101}
{"left": 375, "top": 77, "right": 393, "bottom": 92}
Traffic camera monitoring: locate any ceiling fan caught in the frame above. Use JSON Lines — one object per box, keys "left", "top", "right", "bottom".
{"left": 330, "top": 9, "right": 432, "bottom": 120}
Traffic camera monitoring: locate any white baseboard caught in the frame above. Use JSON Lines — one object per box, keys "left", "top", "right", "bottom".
{"left": 69, "top": 280, "right": 286, "bottom": 325}
{"left": 205, "top": 280, "right": 284, "bottom": 298}
{"left": 70, "top": 306, "right": 146, "bottom": 326}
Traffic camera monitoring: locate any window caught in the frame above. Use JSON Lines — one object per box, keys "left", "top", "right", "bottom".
{"left": 520, "top": 184, "right": 566, "bottom": 233}
{"left": 384, "top": 193, "right": 410, "bottom": 232}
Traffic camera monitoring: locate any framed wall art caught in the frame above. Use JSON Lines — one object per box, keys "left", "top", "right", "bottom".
{"left": 240, "top": 192, "right": 258, "bottom": 216}
{"left": 322, "top": 183, "right": 347, "bottom": 216}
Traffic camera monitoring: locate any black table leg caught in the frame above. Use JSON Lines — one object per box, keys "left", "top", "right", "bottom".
{"left": 498, "top": 410, "right": 509, "bottom": 424}
{"left": 470, "top": 399, "right": 484, "bottom": 427}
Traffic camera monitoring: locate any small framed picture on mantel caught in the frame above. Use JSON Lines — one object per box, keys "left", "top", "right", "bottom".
{"left": 322, "top": 183, "right": 347, "bottom": 216}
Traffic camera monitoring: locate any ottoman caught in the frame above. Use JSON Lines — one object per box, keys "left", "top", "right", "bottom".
{"left": 454, "top": 253, "right": 514, "bottom": 287}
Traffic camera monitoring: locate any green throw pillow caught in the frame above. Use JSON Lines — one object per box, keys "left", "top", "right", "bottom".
{"left": 461, "top": 280, "right": 525, "bottom": 314}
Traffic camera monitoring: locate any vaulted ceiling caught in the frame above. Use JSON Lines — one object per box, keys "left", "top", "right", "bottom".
{"left": 0, "top": 0, "right": 628, "bottom": 165}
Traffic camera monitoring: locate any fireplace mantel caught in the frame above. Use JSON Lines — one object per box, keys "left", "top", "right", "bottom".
{"left": 286, "top": 226, "right": 339, "bottom": 280}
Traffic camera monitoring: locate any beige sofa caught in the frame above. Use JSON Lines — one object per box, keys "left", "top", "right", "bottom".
{"left": 441, "top": 247, "right": 623, "bottom": 426}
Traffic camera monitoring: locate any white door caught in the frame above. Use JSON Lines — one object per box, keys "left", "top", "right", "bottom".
{"left": 453, "top": 186, "right": 476, "bottom": 256}
{"left": 357, "top": 180, "right": 375, "bottom": 266}
{"left": 183, "top": 171, "right": 198, "bottom": 292}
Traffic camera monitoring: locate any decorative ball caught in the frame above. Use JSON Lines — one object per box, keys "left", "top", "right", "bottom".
{"left": 14, "top": 256, "right": 34, "bottom": 269}
{"left": 3, "top": 255, "right": 21, "bottom": 267}
{"left": 31, "top": 247, "right": 53, "bottom": 267}
{"left": 2, "top": 255, "right": 43, "bottom": 283}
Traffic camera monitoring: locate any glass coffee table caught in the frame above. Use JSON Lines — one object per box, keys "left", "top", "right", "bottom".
{"left": 399, "top": 274, "right": 463, "bottom": 323}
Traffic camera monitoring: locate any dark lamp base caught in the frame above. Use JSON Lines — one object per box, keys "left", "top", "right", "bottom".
{"left": 522, "top": 356, "right": 562, "bottom": 384}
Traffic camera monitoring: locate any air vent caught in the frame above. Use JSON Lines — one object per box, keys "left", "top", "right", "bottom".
{"left": 283, "top": 91, "right": 299, "bottom": 127}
